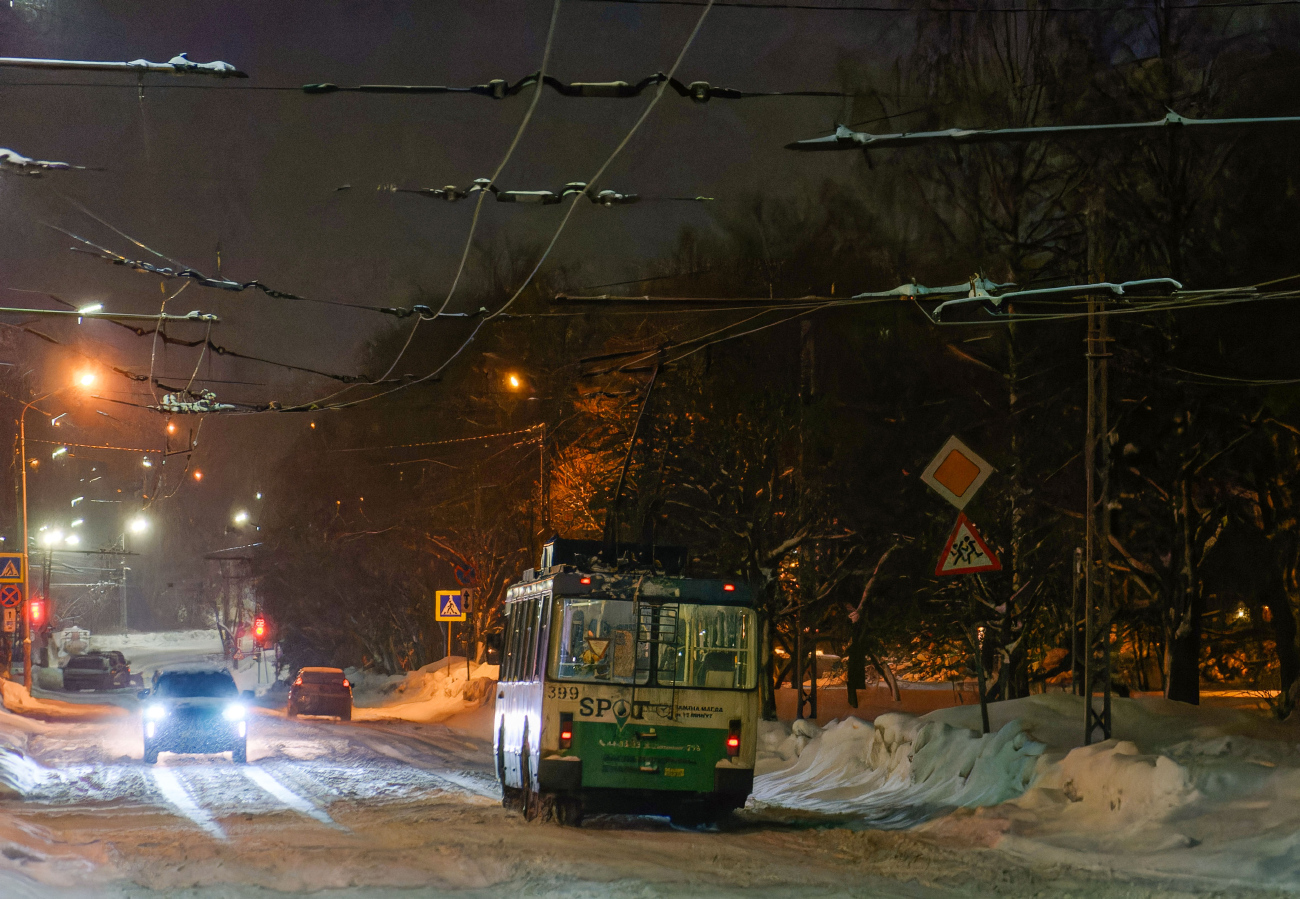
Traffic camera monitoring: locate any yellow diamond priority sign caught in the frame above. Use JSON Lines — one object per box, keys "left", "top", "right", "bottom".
{"left": 920, "top": 436, "right": 994, "bottom": 510}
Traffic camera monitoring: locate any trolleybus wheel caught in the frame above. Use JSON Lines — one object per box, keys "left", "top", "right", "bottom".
{"left": 554, "top": 796, "right": 584, "bottom": 827}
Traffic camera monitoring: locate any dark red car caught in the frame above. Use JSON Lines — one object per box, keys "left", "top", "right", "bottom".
{"left": 286, "top": 667, "right": 353, "bottom": 720}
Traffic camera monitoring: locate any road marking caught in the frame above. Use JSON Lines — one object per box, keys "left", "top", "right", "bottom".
{"left": 151, "top": 767, "right": 226, "bottom": 840}
{"left": 242, "top": 765, "right": 347, "bottom": 831}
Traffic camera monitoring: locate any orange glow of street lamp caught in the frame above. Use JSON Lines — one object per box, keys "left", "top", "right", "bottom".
{"left": 507, "top": 373, "right": 522, "bottom": 390}
{"left": 76, "top": 372, "right": 96, "bottom": 388}
{"left": 192, "top": 469, "right": 203, "bottom": 482}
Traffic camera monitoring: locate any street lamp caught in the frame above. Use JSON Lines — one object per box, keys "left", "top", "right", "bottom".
{"left": 128, "top": 516, "right": 149, "bottom": 535}
{"left": 233, "top": 510, "right": 249, "bottom": 525}
{"left": 18, "top": 371, "right": 96, "bottom": 689}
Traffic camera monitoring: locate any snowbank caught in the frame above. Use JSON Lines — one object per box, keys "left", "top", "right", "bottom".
{"left": 88, "top": 629, "right": 221, "bottom": 653}
{"left": 753, "top": 712, "right": 1045, "bottom": 827}
{"left": 346, "top": 657, "right": 498, "bottom": 725}
{"left": 760, "top": 690, "right": 1300, "bottom": 889}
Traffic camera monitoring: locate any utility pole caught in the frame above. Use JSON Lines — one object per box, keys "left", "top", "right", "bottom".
{"left": 1083, "top": 197, "right": 1114, "bottom": 744}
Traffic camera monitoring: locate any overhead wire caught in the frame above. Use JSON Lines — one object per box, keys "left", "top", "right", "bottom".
{"left": 366, "top": 0, "right": 565, "bottom": 394}
{"left": 279, "top": 0, "right": 717, "bottom": 415}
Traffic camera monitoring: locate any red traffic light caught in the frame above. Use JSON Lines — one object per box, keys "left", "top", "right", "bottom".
{"left": 253, "top": 615, "right": 267, "bottom": 644}
{"left": 29, "top": 600, "right": 44, "bottom": 626}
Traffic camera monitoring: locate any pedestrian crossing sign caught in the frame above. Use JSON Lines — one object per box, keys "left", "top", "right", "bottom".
{"left": 0, "top": 553, "right": 23, "bottom": 583}
{"left": 435, "top": 590, "right": 466, "bottom": 622}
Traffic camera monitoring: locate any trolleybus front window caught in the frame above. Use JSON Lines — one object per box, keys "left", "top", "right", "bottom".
{"left": 555, "top": 598, "right": 643, "bottom": 683}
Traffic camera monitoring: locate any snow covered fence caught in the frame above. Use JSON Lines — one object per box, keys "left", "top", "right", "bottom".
{"left": 752, "top": 712, "right": 1045, "bottom": 827}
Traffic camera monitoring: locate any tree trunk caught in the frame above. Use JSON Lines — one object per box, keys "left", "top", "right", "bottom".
{"left": 1265, "top": 570, "right": 1300, "bottom": 717}
{"left": 1164, "top": 479, "right": 1201, "bottom": 704}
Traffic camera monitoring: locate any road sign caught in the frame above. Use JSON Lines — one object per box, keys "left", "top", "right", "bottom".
{"left": 0, "top": 585, "right": 22, "bottom": 608}
{"left": 936, "top": 513, "right": 1002, "bottom": 576}
{"left": 2, "top": 608, "right": 14, "bottom": 633}
{"left": 921, "top": 436, "right": 994, "bottom": 510}
{"left": 436, "top": 590, "right": 466, "bottom": 622}
{"left": 0, "top": 553, "right": 24, "bottom": 583}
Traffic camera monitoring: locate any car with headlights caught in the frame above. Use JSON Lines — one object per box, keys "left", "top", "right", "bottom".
{"left": 139, "top": 668, "right": 253, "bottom": 764}
{"left": 63, "top": 651, "right": 132, "bottom": 691}
{"left": 287, "top": 667, "right": 353, "bottom": 720}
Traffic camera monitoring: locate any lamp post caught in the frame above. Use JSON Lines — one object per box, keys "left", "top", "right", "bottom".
{"left": 18, "top": 372, "right": 95, "bottom": 690}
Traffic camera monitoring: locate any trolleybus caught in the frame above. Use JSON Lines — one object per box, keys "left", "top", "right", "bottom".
{"left": 494, "top": 538, "right": 759, "bottom": 825}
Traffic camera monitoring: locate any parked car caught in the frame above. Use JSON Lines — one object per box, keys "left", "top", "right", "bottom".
{"left": 140, "top": 668, "right": 253, "bottom": 764}
{"left": 63, "top": 651, "right": 132, "bottom": 691}
{"left": 286, "top": 667, "right": 353, "bottom": 720}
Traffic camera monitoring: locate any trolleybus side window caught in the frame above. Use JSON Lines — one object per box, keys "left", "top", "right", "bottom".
{"left": 501, "top": 603, "right": 518, "bottom": 682}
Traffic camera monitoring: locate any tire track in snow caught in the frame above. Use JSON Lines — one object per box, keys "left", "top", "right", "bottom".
{"left": 241, "top": 765, "right": 348, "bottom": 831}
{"left": 346, "top": 728, "right": 499, "bottom": 799}
{"left": 150, "top": 767, "right": 226, "bottom": 840}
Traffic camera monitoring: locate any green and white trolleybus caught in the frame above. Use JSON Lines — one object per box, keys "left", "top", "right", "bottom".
{"left": 495, "top": 539, "right": 759, "bottom": 825}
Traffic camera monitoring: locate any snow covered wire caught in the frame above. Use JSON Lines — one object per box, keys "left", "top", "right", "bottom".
{"left": 303, "top": 71, "right": 846, "bottom": 102}
{"left": 0, "top": 147, "right": 88, "bottom": 174}
{"left": 0, "top": 53, "right": 246, "bottom": 77}
{"left": 385, "top": 180, "right": 711, "bottom": 205}
{"left": 787, "top": 111, "right": 1300, "bottom": 152}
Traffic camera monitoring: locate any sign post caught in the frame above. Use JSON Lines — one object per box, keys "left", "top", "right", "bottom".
{"left": 0, "top": 553, "right": 25, "bottom": 685}
{"left": 435, "top": 590, "right": 466, "bottom": 669}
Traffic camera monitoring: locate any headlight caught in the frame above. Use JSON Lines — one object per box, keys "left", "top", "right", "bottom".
{"left": 145, "top": 704, "right": 167, "bottom": 720}
{"left": 222, "top": 704, "right": 247, "bottom": 722}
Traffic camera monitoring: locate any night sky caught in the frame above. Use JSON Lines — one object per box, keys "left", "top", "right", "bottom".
{"left": 0, "top": 0, "right": 899, "bottom": 618}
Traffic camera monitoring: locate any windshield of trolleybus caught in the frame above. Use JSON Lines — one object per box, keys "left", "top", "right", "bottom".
{"left": 552, "top": 597, "right": 756, "bottom": 689}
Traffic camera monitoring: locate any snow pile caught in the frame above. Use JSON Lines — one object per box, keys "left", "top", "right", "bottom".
{"left": 88, "top": 629, "right": 221, "bottom": 653}
{"left": 752, "top": 711, "right": 1045, "bottom": 827}
{"left": 347, "top": 657, "right": 498, "bottom": 724}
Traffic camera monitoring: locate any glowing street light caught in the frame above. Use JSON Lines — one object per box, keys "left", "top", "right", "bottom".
{"left": 51, "top": 446, "right": 68, "bottom": 459}
{"left": 17, "top": 370, "right": 104, "bottom": 690}
{"left": 41, "top": 529, "right": 62, "bottom": 547}
{"left": 128, "top": 516, "right": 149, "bottom": 535}
{"left": 507, "top": 373, "right": 522, "bottom": 389}
{"left": 70, "top": 519, "right": 83, "bottom": 528}
{"left": 64, "top": 534, "right": 80, "bottom": 547}
{"left": 192, "top": 469, "right": 203, "bottom": 482}
{"left": 233, "top": 510, "right": 250, "bottom": 525}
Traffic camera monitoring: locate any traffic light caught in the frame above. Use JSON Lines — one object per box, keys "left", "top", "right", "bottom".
{"left": 29, "top": 599, "right": 44, "bottom": 628}
{"left": 253, "top": 614, "right": 267, "bottom": 646}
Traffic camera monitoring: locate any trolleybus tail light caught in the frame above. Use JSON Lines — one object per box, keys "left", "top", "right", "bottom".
{"left": 723, "top": 583, "right": 735, "bottom": 592}
{"left": 727, "top": 719, "right": 742, "bottom": 757}
{"left": 579, "top": 577, "right": 591, "bottom": 585}
{"left": 559, "top": 712, "right": 574, "bottom": 749}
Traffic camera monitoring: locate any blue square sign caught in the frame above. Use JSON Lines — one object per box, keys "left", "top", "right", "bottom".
{"left": 0, "top": 553, "right": 24, "bottom": 584}
{"left": 435, "top": 590, "right": 466, "bottom": 622}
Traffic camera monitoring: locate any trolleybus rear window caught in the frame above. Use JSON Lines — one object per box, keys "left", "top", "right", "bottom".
{"left": 552, "top": 598, "right": 756, "bottom": 689}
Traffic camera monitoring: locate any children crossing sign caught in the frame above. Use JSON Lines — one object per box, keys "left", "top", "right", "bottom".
{"left": 936, "top": 513, "right": 1002, "bottom": 576}
{"left": 0, "top": 553, "right": 24, "bottom": 583}
{"left": 435, "top": 590, "right": 467, "bottom": 622}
